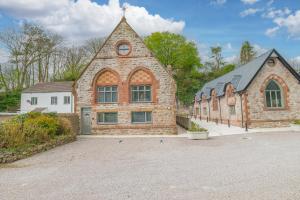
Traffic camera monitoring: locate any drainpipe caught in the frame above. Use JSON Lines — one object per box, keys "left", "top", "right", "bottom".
{"left": 239, "top": 92, "right": 244, "bottom": 128}
{"left": 208, "top": 100, "right": 211, "bottom": 121}
{"left": 199, "top": 101, "right": 202, "bottom": 120}
{"left": 218, "top": 97, "right": 222, "bottom": 124}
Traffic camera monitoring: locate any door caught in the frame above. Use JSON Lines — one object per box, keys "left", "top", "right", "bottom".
{"left": 81, "top": 108, "right": 91, "bottom": 134}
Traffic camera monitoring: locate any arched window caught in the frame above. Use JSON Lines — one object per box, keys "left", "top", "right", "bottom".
{"left": 265, "top": 80, "right": 283, "bottom": 108}
{"left": 129, "top": 69, "right": 154, "bottom": 103}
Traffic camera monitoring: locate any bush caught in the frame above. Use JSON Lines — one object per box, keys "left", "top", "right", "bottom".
{"left": 23, "top": 115, "right": 59, "bottom": 143}
{"left": 189, "top": 122, "right": 207, "bottom": 132}
{"left": 0, "top": 121, "right": 25, "bottom": 148}
{"left": 0, "top": 112, "right": 73, "bottom": 149}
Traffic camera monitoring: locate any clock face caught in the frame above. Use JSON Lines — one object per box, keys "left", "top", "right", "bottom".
{"left": 117, "top": 43, "right": 130, "bottom": 56}
{"left": 267, "top": 58, "right": 276, "bottom": 67}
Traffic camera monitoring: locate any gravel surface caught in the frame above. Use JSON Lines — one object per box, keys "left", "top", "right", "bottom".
{"left": 1, "top": 132, "right": 300, "bottom": 200}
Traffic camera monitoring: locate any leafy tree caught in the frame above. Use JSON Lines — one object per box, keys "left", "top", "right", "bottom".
{"left": 240, "top": 41, "right": 256, "bottom": 65}
{"left": 0, "top": 90, "right": 21, "bottom": 112}
{"left": 210, "top": 46, "right": 224, "bottom": 70}
{"left": 144, "top": 32, "right": 202, "bottom": 105}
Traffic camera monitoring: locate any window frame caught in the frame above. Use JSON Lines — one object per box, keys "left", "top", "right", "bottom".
{"left": 131, "top": 111, "right": 152, "bottom": 124}
{"left": 264, "top": 80, "right": 284, "bottom": 109}
{"left": 31, "top": 97, "right": 38, "bottom": 105}
{"left": 64, "top": 96, "right": 70, "bottom": 105}
{"left": 131, "top": 85, "right": 152, "bottom": 103}
{"left": 229, "top": 105, "right": 236, "bottom": 115}
{"left": 51, "top": 96, "right": 58, "bottom": 105}
{"left": 116, "top": 41, "right": 132, "bottom": 57}
{"left": 97, "top": 85, "right": 118, "bottom": 104}
{"left": 97, "top": 112, "right": 118, "bottom": 124}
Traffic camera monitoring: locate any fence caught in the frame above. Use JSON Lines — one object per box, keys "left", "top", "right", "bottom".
{"left": 176, "top": 115, "right": 191, "bottom": 130}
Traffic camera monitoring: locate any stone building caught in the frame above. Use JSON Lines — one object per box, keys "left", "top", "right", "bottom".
{"left": 194, "top": 49, "right": 300, "bottom": 128}
{"left": 74, "top": 17, "right": 177, "bottom": 134}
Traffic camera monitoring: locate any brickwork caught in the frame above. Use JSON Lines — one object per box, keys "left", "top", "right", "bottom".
{"left": 246, "top": 57, "right": 300, "bottom": 128}
{"left": 75, "top": 17, "right": 176, "bottom": 135}
{"left": 196, "top": 55, "right": 300, "bottom": 128}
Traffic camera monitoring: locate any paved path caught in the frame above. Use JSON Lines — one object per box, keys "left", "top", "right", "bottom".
{"left": 193, "top": 118, "right": 300, "bottom": 137}
{"left": 1, "top": 132, "right": 300, "bottom": 200}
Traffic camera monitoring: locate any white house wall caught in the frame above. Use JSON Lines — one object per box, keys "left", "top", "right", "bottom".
{"left": 21, "top": 92, "right": 74, "bottom": 113}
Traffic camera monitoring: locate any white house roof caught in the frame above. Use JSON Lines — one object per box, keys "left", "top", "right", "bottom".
{"left": 23, "top": 82, "right": 74, "bottom": 93}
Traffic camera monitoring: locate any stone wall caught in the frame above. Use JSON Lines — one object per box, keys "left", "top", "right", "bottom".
{"left": 246, "top": 57, "right": 300, "bottom": 128}
{"left": 58, "top": 114, "right": 80, "bottom": 135}
{"left": 176, "top": 115, "right": 191, "bottom": 130}
{"left": 0, "top": 113, "right": 17, "bottom": 123}
{"left": 75, "top": 18, "right": 177, "bottom": 135}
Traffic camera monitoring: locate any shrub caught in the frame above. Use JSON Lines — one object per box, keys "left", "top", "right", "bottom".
{"left": 23, "top": 115, "right": 59, "bottom": 144}
{"left": 189, "top": 122, "right": 207, "bottom": 132}
{"left": 0, "top": 113, "right": 74, "bottom": 149}
{"left": 293, "top": 120, "right": 300, "bottom": 125}
{"left": 0, "top": 121, "right": 25, "bottom": 148}
{"left": 57, "top": 117, "right": 72, "bottom": 136}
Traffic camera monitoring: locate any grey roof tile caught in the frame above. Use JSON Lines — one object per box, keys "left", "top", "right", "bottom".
{"left": 23, "top": 82, "right": 74, "bottom": 93}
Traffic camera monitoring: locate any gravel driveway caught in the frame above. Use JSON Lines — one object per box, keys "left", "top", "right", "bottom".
{"left": 1, "top": 132, "right": 300, "bottom": 200}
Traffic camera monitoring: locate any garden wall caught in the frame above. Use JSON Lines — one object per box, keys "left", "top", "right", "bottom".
{"left": 58, "top": 114, "right": 80, "bottom": 135}
{"left": 176, "top": 115, "right": 191, "bottom": 130}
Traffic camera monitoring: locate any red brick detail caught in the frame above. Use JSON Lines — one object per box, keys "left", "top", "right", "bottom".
{"left": 259, "top": 74, "right": 290, "bottom": 111}
{"left": 211, "top": 89, "right": 218, "bottom": 111}
{"left": 115, "top": 40, "right": 132, "bottom": 57}
{"left": 225, "top": 83, "right": 236, "bottom": 106}
{"left": 126, "top": 67, "right": 159, "bottom": 104}
{"left": 91, "top": 68, "right": 121, "bottom": 105}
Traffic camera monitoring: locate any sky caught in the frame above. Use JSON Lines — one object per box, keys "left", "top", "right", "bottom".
{"left": 0, "top": 0, "right": 299, "bottom": 64}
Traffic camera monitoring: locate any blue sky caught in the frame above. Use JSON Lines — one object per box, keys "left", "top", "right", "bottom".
{"left": 0, "top": 0, "right": 299, "bottom": 63}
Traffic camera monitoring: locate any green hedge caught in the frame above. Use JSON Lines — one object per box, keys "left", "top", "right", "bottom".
{"left": 0, "top": 112, "right": 73, "bottom": 149}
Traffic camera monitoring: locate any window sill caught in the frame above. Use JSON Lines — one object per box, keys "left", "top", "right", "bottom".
{"left": 264, "top": 107, "right": 287, "bottom": 111}
{"left": 131, "top": 122, "right": 152, "bottom": 124}
{"left": 97, "top": 122, "right": 118, "bottom": 125}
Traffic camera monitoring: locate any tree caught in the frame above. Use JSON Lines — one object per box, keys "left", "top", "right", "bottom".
{"left": 84, "top": 37, "right": 105, "bottom": 58}
{"left": 240, "top": 41, "right": 256, "bottom": 65}
{"left": 144, "top": 32, "right": 202, "bottom": 105}
{"left": 210, "top": 46, "right": 224, "bottom": 70}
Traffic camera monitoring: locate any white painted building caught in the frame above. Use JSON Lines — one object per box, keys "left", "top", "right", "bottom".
{"left": 21, "top": 82, "right": 74, "bottom": 113}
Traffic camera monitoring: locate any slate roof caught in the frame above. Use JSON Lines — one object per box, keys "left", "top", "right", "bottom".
{"left": 195, "top": 49, "right": 300, "bottom": 101}
{"left": 23, "top": 82, "right": 74, "bottom": 93}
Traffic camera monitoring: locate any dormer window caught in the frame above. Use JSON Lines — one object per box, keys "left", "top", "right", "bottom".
{"left": 117, "top": 41, "right": 131, "bottom": 56}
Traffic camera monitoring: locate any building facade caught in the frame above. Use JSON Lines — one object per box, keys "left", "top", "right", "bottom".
{"left": 74, "top": 17, "right": 177, "bottom": 135}
{"left": 21, "top": 82, "right": 74, "bottom": 114}
{"left": 194, "top": 49, "right": 300, "bottom": 128}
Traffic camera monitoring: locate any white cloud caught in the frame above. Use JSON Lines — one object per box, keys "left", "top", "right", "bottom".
{"left": 267, "top": 0, "right": 274, "bottom": 6}
{"left": 241, "top": 0, "right": 260, "bottom": 5}
{"left": 262, "top": 7, "right": 291, "bottom": 19}
{"left": 253, "top": 44, "right": 268, "bottom": 55}
{"left": 272, "top": 11, "right": 300, "bottom": 39}
{"left": 210, "top": 0, "right": 227, "bottom": 6}
{"left": 225, "top": 43, "right": 233, "bottom": 50}
{"left": 240, "top": 8, "right": 263, "bottom": 17}
{"left": 0, "top": 0, "right": 185, "bottom": 44}
{"left": 224, "top": 55, "right": 239, "bottom": 64}
{"left": 265, "top": 26, "right": 280, "bottom": 37}
{"left": 0, "top": 48, "right": 9, "bottom": 63}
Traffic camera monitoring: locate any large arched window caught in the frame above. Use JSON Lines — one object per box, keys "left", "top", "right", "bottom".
{"left": 129, "top": 69, "right": 155, "bottom": 103}
{"left": 265, "top": 80, "right": 283, "bottom": 108}
{"left": 94, "top": 69, "right": 120, "bottom": 103}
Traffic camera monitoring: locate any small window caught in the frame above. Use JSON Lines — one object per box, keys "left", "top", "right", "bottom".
{"left": 51, "top": 96, "right": 57, "bottom": 105}
{"left": 64, "top": 96, "right": 70, "bottom": 104}
{"left": 131, "top": 85, "right": 151, "bottom": 102}
{"left": 117, "top": 43, "right": 130, "bottom": 56}
{"left": 229, "top": 106, "right": 236, "bottom": 115}
{"left": 132, "top": 112, "right": 152, "bottom": 123}
{"left": 31, "top": 97, "right": 38, "bottom": 105}
{"left": 97, "top": 112, "right": 118, "bottom": 124}
{"left": 267, "top": 58, "right": 276, "bottom": 67}
{"left": 97, "top": 86, "right": 118, "bottom": 103}
{"left": 203, "top": 107, "right": 207, "bottom": 115}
